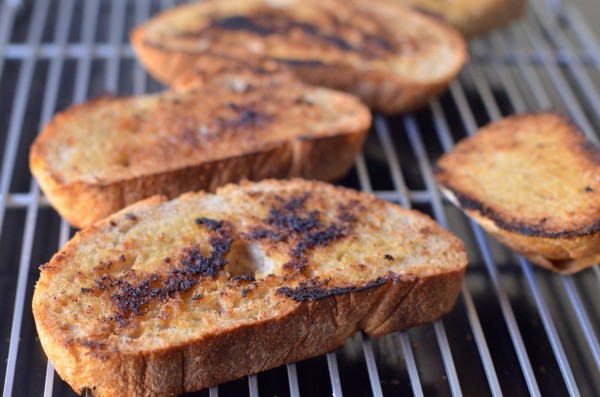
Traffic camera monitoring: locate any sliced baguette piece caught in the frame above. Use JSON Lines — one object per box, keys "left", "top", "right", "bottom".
{"left": 33, "top": 179, "right": 467, "bottom": 397}
{"left": 435, "top": 112, "right": 600, "bottom": 274}
{"left": 29, "top": 73, "right": 371, "bottom": 229}
{"left": 397, "top": 0, "right": 526, "bottom": 37}
{"left": 130, "top": 0, "right": 467, "bottom": 114}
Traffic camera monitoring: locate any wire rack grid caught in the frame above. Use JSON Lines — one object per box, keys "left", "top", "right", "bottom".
{"left": 0, "top": 0, "right": 599, "bottom": 396}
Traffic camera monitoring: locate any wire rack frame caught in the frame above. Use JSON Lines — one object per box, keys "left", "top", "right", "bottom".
{"left": 0, "top": 0, "right": 598, "bottom": 396}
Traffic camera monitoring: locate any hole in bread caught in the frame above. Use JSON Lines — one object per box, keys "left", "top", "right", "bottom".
{"left": 226, "top": 240, "right": 274, "bottom": 279}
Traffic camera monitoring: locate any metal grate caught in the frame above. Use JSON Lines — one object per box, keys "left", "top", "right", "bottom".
{"left": 1, "top": 0, "right": 599, "bottom": 396}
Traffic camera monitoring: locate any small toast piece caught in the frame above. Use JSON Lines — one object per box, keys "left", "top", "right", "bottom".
{"left": 130, "top": 0, "right": 467, "bottom": 114}
{"left": 33, "top": 179, "right": 467, "bottom": 397}
{"left": 398, "top": 0, "right": 526, "bottom": 37}
{"left": 30, "top": 73, "right": 370, "bottom": 229}
{"left": 435, "top": 112, "right": 600, "bottom": 274}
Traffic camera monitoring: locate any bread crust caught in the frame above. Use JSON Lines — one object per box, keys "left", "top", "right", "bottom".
{"left": 435, "top": 112, "right": 600, "bottom": 274}
{"left": 399, "top": 0, "right": 527, "bottom": 37}
{"left": 30, "top": 78, "right": 370, "bottom": 229}
{"left": 130, "top": 0, "right": 467, "bottom": 114}
{"left": 35, "top": 270, "right": 464, "bottom": 396}
{"left": 33, "top": 179, "right": 467, "bottom": 396}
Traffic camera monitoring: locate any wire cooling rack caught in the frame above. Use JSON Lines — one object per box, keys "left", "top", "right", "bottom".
{"left": 0, "top": 0, "right": 599, "bottom": 396}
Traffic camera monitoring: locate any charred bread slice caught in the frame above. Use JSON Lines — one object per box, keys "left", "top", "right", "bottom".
{"left": 398, "top": 0, "right": 526, "bottom": 37}
{"left": 435, "top": 112, "right": 600, "bottom": 274}
{"left": 130, "top": 0, "right": 467, "bottom": 114}
{"left": 30, "top": 73, "right": 370, "bottom": 229}
{"left": 33, "top": 179, "right": 467, "bottom": 397}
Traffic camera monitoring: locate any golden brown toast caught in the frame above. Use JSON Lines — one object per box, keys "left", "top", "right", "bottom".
{"left": 33, "top": 179, "right": 467, "bottom": 397}
{"left": 435, "top": 112, "right": 600, "bottom": 274}
{"left": 130, "top": 0, "right": 467, "bottom": 114}
{"left": 397, "top": 0, "right": 526, "bottom": 37}
{"left": 29, "top": 73, "right": 370, "bottom": 229}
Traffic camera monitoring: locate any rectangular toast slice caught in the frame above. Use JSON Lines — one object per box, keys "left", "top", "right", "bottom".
{"left": 130, "top": 0, "right": 467, "bottom": 114}
{"left": 33, "top": 179, "right": 467, "bottom": 397}
{"left": 29, "top": 72, "right": 371, "bottom": 228}
{"left": 435, "top": 112, "right": 600, "bottom": 274}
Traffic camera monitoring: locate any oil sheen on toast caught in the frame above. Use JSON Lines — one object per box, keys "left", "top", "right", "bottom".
{"left": 33, "top": 179, "right": 467, "bottom": 397}
{"left": 29, "top": 73, "right": 371, "bottom": 229}
{"left": 435, "top": 112, "right": 600, "bottom": 274}
{"left": 131, "top": 0, "right": 467, "bottom": 114}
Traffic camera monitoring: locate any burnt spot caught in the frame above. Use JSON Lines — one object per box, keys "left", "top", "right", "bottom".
{"left": 86, "top": 221, "right": 234, "bottom": 325}
{"left": 178, "top": 10, "right": 400, "bottom": 60}
{"left": 276, "top": 277, "right": 388, "bottom": 302}
{"left": 180, "top": 243, "right": 228, "bottom": 278}
{"left": 231, "top": 275, "right": 256, "bottom": 283}
{"left": 215, "top": 15, "right": 275, "bottom": 36}
{"left": 585, "top": 186, "right": 593, "bottom": 193}
{"left": 246, "top": 194, "right": 356, "bottom": 273}
{"left": 195, "top": 217, "right": 224, "bottom": 231}
{"left": 81, "top": 288, "right": 94, "bottom": 293}
{"left": 277, "top": 59, "right": 325, "bottom": 68}
{"left": 215, "top": 103, "right": 273, "bottom": 130}
{"left": 80, "top": 340, "right": 105, "bottom": 350}
{"left": 451, "top": 188, "right": 600, "bottom": 238}
{"left": 192, "top": 294, "right": 203, "bottom": 301}
{"left": 284, "top": 224, "right": 348, "bottom": 271}
{"left": 163, "top": 257, "right": 171, "bottom": 263}
{"left": 336, "top": 202, "right": 359, "bottom": 223}
{"left": 227, "top": 102, "right": 240, "bottom": 111}
{"left": 384, "top": 254, "right": 394, "bottom": 261}
{"left": 126, "top": 213, "right": 137, "bottom": 221}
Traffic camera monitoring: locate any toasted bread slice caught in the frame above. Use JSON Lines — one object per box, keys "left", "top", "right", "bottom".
{"left": 30, "top": 73, "right": 370, "bottom": 229}
{"left": 435, "top": 112, "right": 600, "bottom": 274}
{"left": 398, "top": 0, "right": 526, "bottom": 37}
{"left": 33, "top": 179, "right": 467, "bottom": 397}
{"left": 130, "top": 0, "right": 467, "bottom": 114}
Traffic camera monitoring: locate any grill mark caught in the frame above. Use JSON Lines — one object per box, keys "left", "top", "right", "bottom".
{"left": 176, "top": 10, "right": 401, "bottom": 59}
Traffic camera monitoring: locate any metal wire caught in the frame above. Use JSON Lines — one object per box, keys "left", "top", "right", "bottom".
{"left": 248, "top": 375, "right": 259, "bottom": 397}
{"left": 445, "top": 80, "right": 542, "bottom": 396}
{"left": 2, "top": 1, "right": 51, "bottom": 395}
{"left": 326, "top": 352, "right": 344, "bottom": 397}
{"left": 465, "top": 39, "right": 583, "bottom": 396}
{"left": 0, "top": 0, "right": 599, "bottom": 396}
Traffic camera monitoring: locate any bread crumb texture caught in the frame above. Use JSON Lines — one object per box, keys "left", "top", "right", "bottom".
{"left": 435, "top": 112, "right": 600, "bottom": 273}
{"left": 34, "top": 81, "right": 365, "bottom": 185}
{"left": 33, "top": 179, "right": 466, "bottom": 396}
{"left": 140, "top": 0, "right": 458, "bottom": 81}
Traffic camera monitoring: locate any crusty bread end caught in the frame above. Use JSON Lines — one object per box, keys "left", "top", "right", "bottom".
{"left": 435, "top": 112, "right": 600, "bottom": 274}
